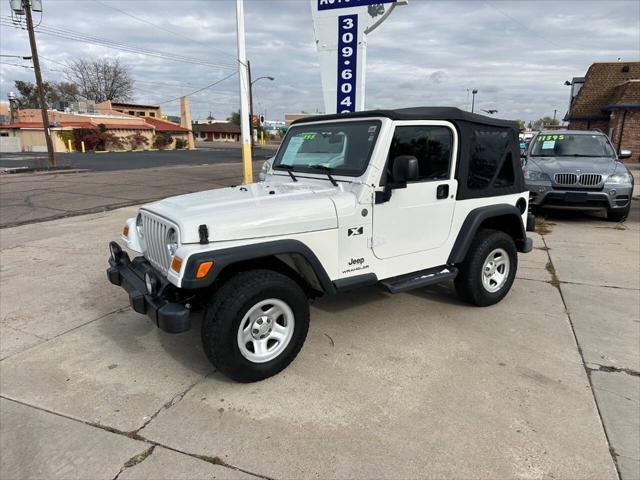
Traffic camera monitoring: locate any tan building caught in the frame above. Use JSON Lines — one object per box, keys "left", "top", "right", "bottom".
{"left": 284, "top": 113, "right": 317, "bottom": 128}
{"left": 1, "top": 108, "right": 189, "bottom": 152}
{"left": 193, "top": 122, "right": 240, "bottom": 142}
{"left": 99, "top": 100, "right": 162, "bottom": 118}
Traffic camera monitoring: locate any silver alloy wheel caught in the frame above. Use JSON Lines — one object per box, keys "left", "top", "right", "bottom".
{"left": 481, "top": 248, "right": 510, "bottom": 293}
{"left": 237, "top": 298, "right": 295, "bottom": 363}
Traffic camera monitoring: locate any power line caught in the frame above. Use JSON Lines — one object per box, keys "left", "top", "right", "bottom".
{"left": 157, "top": 71, "right": 238, "bottom": 104}
{"left": 0, "top": 17, "right": 236, "bottom": 69}
{"left": 90, "top": 0, "right": 239, "bottom": 63}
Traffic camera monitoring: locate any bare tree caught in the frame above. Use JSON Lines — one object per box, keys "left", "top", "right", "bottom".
{"left": 65, "top": 58, "right": 134, "bottom": 103}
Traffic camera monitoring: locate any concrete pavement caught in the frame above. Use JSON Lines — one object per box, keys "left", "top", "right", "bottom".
{"left": 1, "top": 199, "right": 637, "bottom": 478}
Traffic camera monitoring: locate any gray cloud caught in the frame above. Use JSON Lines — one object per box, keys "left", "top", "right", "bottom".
{"left": 1, "top": 0, "right": 638, "bottom": 122}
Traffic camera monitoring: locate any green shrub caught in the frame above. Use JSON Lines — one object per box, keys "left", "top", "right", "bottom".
{"left": 153, "top": 132, "right": 173, "bottom": 150}
{"left": 175, "top": 138, "right": 187, "bottom": 149}
{"left": 127, "top": 133, "right": 149, "bottom": 150}
{"left": 56, "top": 130, "right": 74, "bottom": 151}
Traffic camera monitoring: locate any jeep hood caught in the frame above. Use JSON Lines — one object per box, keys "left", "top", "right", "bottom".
{"left": 143, "top": 182, "right": 341, "bottom": 244}
{"left": 528, "top": 156, "right": 616, "bottom": 176}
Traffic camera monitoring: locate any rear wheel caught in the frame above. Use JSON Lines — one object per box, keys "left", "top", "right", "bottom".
{"left": 454, "top": 229, "right": 518, "bottom": 306}
{"left": 202, "top": 269, "right": 309, "bottom": 382}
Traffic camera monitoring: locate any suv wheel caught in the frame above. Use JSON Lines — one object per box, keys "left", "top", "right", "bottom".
{"left": 607, "top": 204, "right": 630, "bottom": 223}
{"left": 454, "top": 229, "right": 517, "bottom": 307}
{"left": 202, "top": 269, "right": 310, "bottom": 382}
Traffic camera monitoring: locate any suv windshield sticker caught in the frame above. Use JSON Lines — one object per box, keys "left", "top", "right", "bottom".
{"left": 542, "top": 140, "right": 555, "bottom": 149}
{"left": 281, "top": 136, "right": 305, "bottom": 165}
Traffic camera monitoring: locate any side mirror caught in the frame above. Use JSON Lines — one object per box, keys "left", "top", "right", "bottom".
{"left": 392, "top": 155, "right": 419, "bottom": 183}
{"left": 619, "top": 149, "right": 632, "bottom": 159}
{"left": 375, "top": 155, "right": 419, "bottom": 204}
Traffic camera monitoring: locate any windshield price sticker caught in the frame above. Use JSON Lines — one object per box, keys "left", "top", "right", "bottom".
{"left": 281, "top": 136, "right": 305, "bottom": 165}
{"left": 337, "top": 14, "right": 357, "bottom": 114}
{"left": 318, "top": 0, "right": 396, "bottom": 10}
{"left": 542, "top": 140, "right": 555, "bottom": 149}
{"left": 537, "top": 134, "right": 564, "bottom": 142}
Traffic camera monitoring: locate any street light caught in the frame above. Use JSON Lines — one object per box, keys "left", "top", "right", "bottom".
{"left": 0, "top": 55, "right": 32, "bottom": 60}
{"left": 247, "top": 61, "right": 274, "bottom": 148}
{"left": 471, "top": 89, "right": 478, "bottom": 113}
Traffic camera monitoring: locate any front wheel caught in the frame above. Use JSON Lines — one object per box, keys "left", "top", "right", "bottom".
{"left": 607, "top": 204, "right": 631, "bottom": 223}
{"left": 202, "top": 270, "right": 310, "bottom": 382}
{"left": 454, "top": 229, "right": 518, "bottom": 307}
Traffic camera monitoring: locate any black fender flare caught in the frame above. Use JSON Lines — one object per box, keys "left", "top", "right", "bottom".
{"left": 447, "top": 204, "right": 529, "bottom": 265}
{"left": 181, "top": 239, "right": 336, "bottom": 294}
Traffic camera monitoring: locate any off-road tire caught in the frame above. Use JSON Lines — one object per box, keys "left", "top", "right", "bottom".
{"left": 606, "top": 204, "right": 630, "bottom": 223}
{"left": 454, "top": 229, "right": 518, "bottom": 307}
{"left": 202, "top": 269, "right": 309, "bottom": 382}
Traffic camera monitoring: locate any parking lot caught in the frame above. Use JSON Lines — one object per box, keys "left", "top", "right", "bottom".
{"left": 0, "top": 164, "right": 638, "bottom": 479}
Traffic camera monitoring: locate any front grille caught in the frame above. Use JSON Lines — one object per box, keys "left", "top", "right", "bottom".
{"left": 141, "top": 212, "right": 174, "bottom": 275}
{"left": 554, "top": 173, "right": 577, "bottom": 186}
{"left": 579, "top": 173, "right": 602, "bottom": 186}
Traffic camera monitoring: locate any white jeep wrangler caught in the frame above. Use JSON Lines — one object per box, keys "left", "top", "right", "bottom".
{"left": 108, "top": 107, "right": 534, "bottom": 382}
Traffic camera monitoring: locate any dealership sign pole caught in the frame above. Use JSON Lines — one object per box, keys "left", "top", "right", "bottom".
{"left": 311, "top": 0, "right": 407, "bottom": 114}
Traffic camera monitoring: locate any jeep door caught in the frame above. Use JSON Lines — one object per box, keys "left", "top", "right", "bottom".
{"left": 372, "top": 122, "right": 458, "bottom": 259}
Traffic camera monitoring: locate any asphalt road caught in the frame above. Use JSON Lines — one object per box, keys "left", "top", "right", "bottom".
{"left": 0, "top": 145, "right": 274, "bottom": 172}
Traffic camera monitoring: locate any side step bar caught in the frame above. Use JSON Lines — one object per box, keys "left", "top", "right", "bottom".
{"left": 380, "top": 265, "right": 458, "bottom": 294}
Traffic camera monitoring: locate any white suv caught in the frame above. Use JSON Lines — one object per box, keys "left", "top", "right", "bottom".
{"left": 108, "top": 107, "right": 534, "bottom": 382}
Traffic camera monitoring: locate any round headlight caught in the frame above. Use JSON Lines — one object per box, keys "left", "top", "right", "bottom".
{"left": 136, "top": 213, "right": 144, "bottom": 238}
{"left": 166, "top": 228, "right": 178, "bottom": 257}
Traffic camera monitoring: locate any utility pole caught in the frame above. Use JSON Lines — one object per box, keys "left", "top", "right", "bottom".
{"left": 247, "top": 59, "right": 254, "bottom": 152}
{"left": 471, "top": 89, "right": 478, "bottom": 114}
{"left": 235, "top": 0, "right": 252, "bottom": 184}
{"left": 553, "top": 109, "right": 557, "bottom": 122}
{"left": 23, "top": 0, "right": 55, "bottom": 168}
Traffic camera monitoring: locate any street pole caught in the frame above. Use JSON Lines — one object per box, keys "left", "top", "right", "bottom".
{"left": 553, "top": 109, "right": 557, "bottom": 122}
{"left": 471, "top": 89, "right": 478, "bottom": 114}
{"left": 248, "top": 60, "right": 254, "bottom": 154}
{"left": 23, "top": 0, "right": 55, "bottom": 168}
{"left": 235, "top": 0, "right": 252, "bottom": 184}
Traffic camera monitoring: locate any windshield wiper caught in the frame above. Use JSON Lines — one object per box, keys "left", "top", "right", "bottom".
{"left": 279, "top": 164, "right": 298, "bottom": 182}
{"left": 309, "top": 165, "right": 338, "bottom": 186}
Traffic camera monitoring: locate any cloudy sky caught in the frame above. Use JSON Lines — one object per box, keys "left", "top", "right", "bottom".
{"left": 1, "top": 0, "right": 638, "bottom": 122}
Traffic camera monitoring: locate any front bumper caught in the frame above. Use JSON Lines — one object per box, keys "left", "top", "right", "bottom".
{"left": 106, "top": 242, "right": 191, "bottom": 333}
{"left": 527, "top": 184, "right": 632, "bottom": 210}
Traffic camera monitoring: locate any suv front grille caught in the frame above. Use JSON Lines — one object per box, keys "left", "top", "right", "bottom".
{"left": 554, "top": 172, "right": 603, "bottom": 188}
{"left": 141, "top": 212, "right": 174, "bottom": 275}
{"left": 579, "top": 173, "right": 602, "bottom": 186}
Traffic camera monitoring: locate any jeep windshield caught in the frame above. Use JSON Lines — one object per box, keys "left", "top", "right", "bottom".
{"left": 530, "top": 133, "right": 615, "bottom": 158}
{"left": 273, "top": 120, "right": 381, "bottom": 177}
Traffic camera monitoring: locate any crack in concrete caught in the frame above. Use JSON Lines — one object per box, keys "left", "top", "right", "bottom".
{"left": 0, "top": 305, "right": 130, "bottom": 362}
{"left": 587, "top": 363, "right": 640, "bottom": 378}
{"left": 0, "top": 395, "right": 272, "bottom": 480}
{"left": 112, "top": 446, "right": 155, "bottom": 480}
{"left": 540, "top": 234, "right": 623, "bottom": 480}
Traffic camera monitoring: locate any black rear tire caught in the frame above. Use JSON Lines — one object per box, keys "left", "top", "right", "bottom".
{"left": 202, "top": 269, "right": 310, "bottom": 382}
{"left": 454, "top": 229, "right": 518, "bottom": 307}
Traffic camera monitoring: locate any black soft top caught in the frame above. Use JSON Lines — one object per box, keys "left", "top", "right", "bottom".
{"left": 292, "top": 107, "right": 524, "bottom": 200}
{"left": 291, "top": 106, "right": 517, "bottom": 130}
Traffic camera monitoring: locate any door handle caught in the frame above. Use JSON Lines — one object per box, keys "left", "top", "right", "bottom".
{"left": 436, "top": 184, "right": 449, "bottom": 199}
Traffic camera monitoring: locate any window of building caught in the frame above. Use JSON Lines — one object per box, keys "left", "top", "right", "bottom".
{"left": 136, "top": 112, "right": 145, "bottom": 117}
{"left": 388, "top": 126, "right": 453, "bottom": 181}
{"left": 128, "top": 111, "right": 135, "bottom": 116}
{"left": 149, "top": 112, "right": 156, "bottom": 117}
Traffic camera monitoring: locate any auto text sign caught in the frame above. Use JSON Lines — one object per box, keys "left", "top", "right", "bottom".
{"left": 318, "top": 0, "right": 396, "bottom": 11}
{"left": 337, "top": 14, "right": 358, "bottom": 113}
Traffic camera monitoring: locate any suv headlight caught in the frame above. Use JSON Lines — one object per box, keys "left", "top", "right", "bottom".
{"left": 524, "top": 168, "right": 551, "bottom": 182}
{"left": 606, "top": 171, "right": 633, "bottom": 184}
{"left": 136, "top": 213, "right": 144, "bottom": 238}
{"left": 166, "top": 228, "right": 179, "bottom": 257}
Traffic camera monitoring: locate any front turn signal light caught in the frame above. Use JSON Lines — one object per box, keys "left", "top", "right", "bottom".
{"left": 122, "top": 225, "right": 129, "bottom": 237}
{"left": 171, "top": 256, "right": 183, "bottom": 273}
{"left": 196, "top": 260, "right": 214, "bottom": 279}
